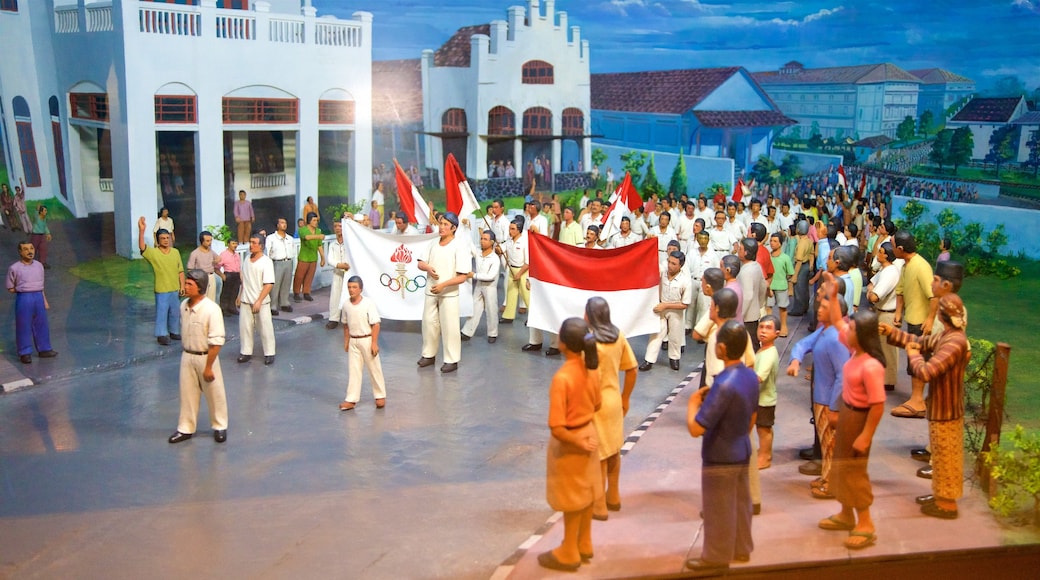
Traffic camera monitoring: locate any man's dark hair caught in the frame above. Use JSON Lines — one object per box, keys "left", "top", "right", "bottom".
{"left": 483, "top": 229, "right": 496, "bottom": 242}
{"left": 703, "top": 267, "right": 725, "bottom": 291}
{"left": 198, "top": 230, "right": 212, "bottom": 244}
{"left": 669, "top": 250, "right": 686, "bottom": 266}
{"left": 717, "top": 319, "right": 749, "bottom": 360}
{"left": 713, "top": 288, "right": 739, "bottom": 319}
{"left": 834, "top": 246, "right": 856, "bottom": 271}
{"left": 721, "top": 254, "right": 741, "bottom": 279}
{"left": 846, "top": 223, "right": 859, "bottom": 238}
{"left": 894, "top": 230, "right": 917, "bottom": 254}
{"left": 347, "top": 275, "right": 364, "bottom": 289}
{"left": 749, "top": 222, "right": 767, "bottom": 243}
{"left": 826, "top": 222, "right": 840, "bottom": 240}
{"left": 740, "top": 238, "right": 758, "bottom": 261}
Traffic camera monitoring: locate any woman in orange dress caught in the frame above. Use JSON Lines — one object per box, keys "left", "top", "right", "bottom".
{"left": 541, "top": 318, "right": 602, "bottom": 572}
{"left": 585, "top": 297, "right": 638, "bottom": 520}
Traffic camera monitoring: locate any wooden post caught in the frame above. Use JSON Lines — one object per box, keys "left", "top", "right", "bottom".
{"left": 979, "top": 342, "right": 1011, "bottom": 495}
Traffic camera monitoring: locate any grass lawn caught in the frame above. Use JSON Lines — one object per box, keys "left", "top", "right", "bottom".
{"left": 959, "top": 259, "right": 1040, "bottom": 429}
{"left": 70, "top": 254, "right": 184, "bottom": 302}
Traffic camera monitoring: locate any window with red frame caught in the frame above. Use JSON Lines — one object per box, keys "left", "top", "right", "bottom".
{"left": 562, "top": 108, "right": 583, "bottom": 136}
{"left": 0, "top": 0, "right": 18, "bottom": 13}
{"left": 222, "top": 98, "right": 298, "bottom": 123}
{"left": 441, "top": 108, "right": 467, "bottom": 133}
{"left": 318, "top": 100, "right": 355, "bottom": 124}
{"left": 70, "top": 93, "right": 109, "bottom": 121}
{"left": 154, "top": 95, "right": 197, "bottom": 123}
{"left": 522, "top": 60, "right": 554, "bottom": 85}
{"left": 522, "top": 107, "right": 552, "bottom": 136}
{"left": 12, "top": 97, "right": 40, "bottom": 187}
{"left": 487, "top": 106, "right": 515, "bottom": 136}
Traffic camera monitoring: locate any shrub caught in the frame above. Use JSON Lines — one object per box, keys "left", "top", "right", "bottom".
{"left": 983, "top": 425, "right": 1040, "bottom": 526}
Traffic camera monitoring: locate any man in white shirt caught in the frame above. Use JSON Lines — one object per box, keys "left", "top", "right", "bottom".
{"left": 708, "top": 211, "right": 739, "bottom": 254}
{"left": 608, "top": 216, "right": 642, "bottom": 248}
{"left": 630, "top": 206, "right": 653, "bottom": 240}
{"left": 748, "top": 199, "right": 769, "bottom": 232}
{"left": 724, "top": 202, "right": 748, "bottom": 239}
{"left": 867, "top": 241, "right": 903, "bottom": 390}
{"left": 461, "top": 230, "right": 501, "bottom": 343}
{"left": 338, "top": 275, "right": 387, "bottom": 410}
{"left": 325, "top": 221, "right": 350, "bottom": 330}
{"left": 524, "top": 201, "right": 548, "bottom": 237}
{"left": 498, "top": 218, "right": 529, "bottom": 325}
{"left": 416, "top": 212, "right": 472, "bottom": 373}
{"left": 489, "top": 199, "right": 511, "bottom": 246}
{"left": 685, "top": 231, "right": 718, "bottom": 332}
{"left": 238, "top": 234, "right": 276, "bottom": 365}
{"left": 264, "top": 217, "right": 294, "bottom": 315}
{"left": 387, "top": 214, "right": 418, "bottom": 235}
{"left": 676, "top": 201, "right": 698, "bottom": 243}
{"left": 693, "top": 196, "right": 714, "bottom": 226}
{"left": 652, "top": 211, "right": 677, "bottom": 271}
{"left": 579, "top": 198, "right": 604, "bottom": 233}
{"left": 639, "top": 250, "right": 692, "bottom": 371}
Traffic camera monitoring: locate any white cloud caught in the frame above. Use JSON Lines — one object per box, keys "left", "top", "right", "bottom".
{"left": 694, "top": 5, "right": 844, "bottom": 28}
{"left": 804, "top": 6, "right": 844, "bottom": 22}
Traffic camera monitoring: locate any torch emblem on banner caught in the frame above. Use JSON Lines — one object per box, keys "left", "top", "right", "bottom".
{"left": 380, "top": 244, "right": 427, "bottom": 297}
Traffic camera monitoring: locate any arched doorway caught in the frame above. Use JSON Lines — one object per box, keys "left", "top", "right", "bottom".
{"left": 522, "top": 106, "right": 551, "bottom": 191}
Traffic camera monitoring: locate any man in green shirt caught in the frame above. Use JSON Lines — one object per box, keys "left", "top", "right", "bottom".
{"left": 139, "top": 216, "right": 185, "bottom": 346}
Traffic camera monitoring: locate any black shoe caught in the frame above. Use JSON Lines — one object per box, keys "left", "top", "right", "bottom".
{"left": 545, "top": 348, "right": 561, "bottom": 356}
{"left": 911, "top": 448, "right": 931, "bottom": 462}
{"left": 157, "top": 336, "right": 171, "bottom": 346}
{"left": 303, "top": 294, "right": 314, "bottom": 302}
{"left": 417, "top": 356, "right": 435, "bottom": 368}
{"left": 537, "top": 551, "right": 580, "bottom": 572}
{"left": 799, "top": 447, "right": 815, "bottom": 460}
{"left": 282, "top": 305, "right": 293, "bottom": 313}
{"left": 271, "top": 309, "right": 279, "bottom": 316}
{"left": 921, "top": 501, "right": 958, "bottom": 519}
{"left": 885, "top": 384, "right": 896, "bottom": 391}
{"left": 670, "top": 359, "right": 681, "bottom": 371}
{"left": 214, "top": 430, "right": 227, "bottom": 443}
{"left": 264, "top": 356, "right": 275, "bottom": 365}
{"left": 38, "top": 350, "right": 58, "bottom": 358}
{"left": 169, "top": 333, "right": 181, "bottom": 341}
{"left": 752, "top": 503, "right": 761, "bottom": 515}
{"left": 799, "top": 460, "right": 822, "bottom": 476}
{"left": 685, "top": 559, "right": 729, "bottom": 575}
{"left": 681, "top": 346, "right": 685, "bottom": 354}
{"left": 521, "top": 343, "right": 543, "bottom": 352}
{"left": 639, "top": 361, "right": 653, "bottom": 371}
{"left": 461, "top": 333, "right": 471, "bottom": 341}
{"left": 325, "top": 321, "right": 339, "bottom": 330}
{"left": 916, "top": 494, "right": 936, "bottom": 505}
{"left": 168, "top": 431, "right": 193, "bottom": 444}
{"left": 237, "top": 355, "right": 251, "bottom": 363}
{"left": 917, "top": 465, "right": 933, "bottom": 479}
{"left": 440, "top": 362, "right": 458, "bottom": 373}
{"left": 488, "top": 336, "right": 497, "bottom": 344}
{"left": 498, "top": 318, "right": 513, "bottom": 324}
{"left": 293, "top": 293, "right": 302, "bottom": 302}
{"left": 19, "top": 354, "right": 31, "bottom": 364}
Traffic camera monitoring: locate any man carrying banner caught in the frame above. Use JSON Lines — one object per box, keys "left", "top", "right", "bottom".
{"left": 416, "top": 212, "right": 471, "bottom": 373}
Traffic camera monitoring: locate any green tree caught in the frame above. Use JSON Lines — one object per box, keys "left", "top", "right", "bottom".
{"left": 949, "top": 126, "right": 974, "bottom": 174}
{"left": 790, "top": 126, "right": 803, "bottom": 140}
{"left": 929, "top": 129, "right": 952, "bottom": 172}
{"left": 807, "top": 133, "right": 824, "bottom": 151}
{"left": 834, "top": 128, "right": 845, "bottom": 142}
{"left": 669, "top": 148, "right": 688, "bottom": 196}
{"left": 591, "top": 147, "right": 607, "bottom": 171}
{"left": 918, "top": 110, "right": 935, "bottom": 135}
{"left": 751, "top": 154, "right": 779, "bottom": 184}
{"left": 620, "top": 150, "right": 647, "bottom": 185}
{"left": 1025, "top": 129, "right": 1040, "bottom": 178}
{"left": 984, "top": 125, "right": 1020, "bottom": 178}
{"left": 641, "top": 153, "right": 664, "bottom": 197}
{"left": 896, "top": 115, "right": 917, "bottom": 142}
{"left": 778, "top": 153, "right": 802, "bottom": 181}
{"left": 809, "top": 121, "right": 821, "bottom": 138}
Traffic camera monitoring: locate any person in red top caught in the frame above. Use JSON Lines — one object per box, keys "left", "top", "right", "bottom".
{"left": 539, "top": 318, "right": 602, "bottom": 572}
{"left": 748, "top": 223, "right": 775, "bottom": 285}
{"left": 817, "top": 273, "right": 887, "bottom": 550}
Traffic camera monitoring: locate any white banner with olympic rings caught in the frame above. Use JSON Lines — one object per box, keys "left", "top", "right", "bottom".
{"left": 342, "top": 220, "right": 474, "bottom": 320}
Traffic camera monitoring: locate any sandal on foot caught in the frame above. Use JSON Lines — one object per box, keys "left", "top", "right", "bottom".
{"left": 811, "top": 485, "right": 835, "bottom": 499}
{"left": 844, "top": 530, "right": 877, "bottom": 549}
{"left": 538, "top": 550, "right": 580, "bottom": 571}
{"left": 818, "top": 515, "right": 855, "bottom": 531}
{"left": 890, "top": 403, "right": 925, "bottom": 418}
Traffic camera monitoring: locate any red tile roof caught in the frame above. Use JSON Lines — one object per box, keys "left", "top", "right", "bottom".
{"left": 372, "top": 59, "right": 424, "bottom": 125}
{"left": 693, "top": 110, "right": 797, "bottom": 128}
{"left": 590, "top": 68, "right": 742, "bottom": 114}
{"left": 951, "top": 97, "right": 1024, "bottom": 123}
{"left": 433, "top": 24, "right": 491, "bottom": 67}
{"left": 909, "top": 68, "right": 974, "bottom": 85}
{"left": 753, "top": 63, "right": 920, "bottom": 85}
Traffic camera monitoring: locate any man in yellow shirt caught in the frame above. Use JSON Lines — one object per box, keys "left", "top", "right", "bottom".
{"left": 892, "top": 231, "right": 935, "bottom": 418}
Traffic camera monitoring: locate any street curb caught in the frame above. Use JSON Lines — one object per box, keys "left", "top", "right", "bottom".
{"left": 1, "top": 378, "right": 34, "bottom": 393}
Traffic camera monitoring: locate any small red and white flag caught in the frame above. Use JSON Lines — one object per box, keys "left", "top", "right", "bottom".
{"left": 527, "top": 234, "right": 659, "bottom": 337}
{"left": 732, "top": 177, "right": 749, "bottom": 203}
{"left": 837, "top": 164, "right": 848, "bottom": 190}
{"left": 444, "top": 153, "right": 480, "bottom": 218}
{"left": 856, "top": 171, "right": 867, "bottom": 200}
{"left": 394, "top": 159, "right": 431, "bottom": 227}
{"left": 600, "top": 172, "right": 642, "bottom": 240}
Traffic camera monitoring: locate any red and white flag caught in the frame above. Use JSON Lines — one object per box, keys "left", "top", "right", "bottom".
{"left": 527, "top": 234, "right": 659, "bottom": 337}
{"left": 837, "top": 164, "right": 848, "bottom": 190}
{"left": 856, "top": 171, "right": 867, "bottom": 200}
{"left": 394, "top": 159, "right": 431, "bottom": 227}
{"left": 444, "top": 153, "right": 480, "bottom": 217}
{"left": 600, "top": 172, "right": 642, "bottom": 240}
{"left": 732, "top": 177, "right": 749, "bottom": 203}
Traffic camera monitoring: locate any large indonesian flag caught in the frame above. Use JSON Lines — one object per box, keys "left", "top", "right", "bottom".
{"left": 527, "top": 234, "right": 659, "bottom": 337}
{"left": 341, "top": 219, "right": 472, "bottom": 320}
{"left": 444, "top": 153, "right": 480, "bottom": 217}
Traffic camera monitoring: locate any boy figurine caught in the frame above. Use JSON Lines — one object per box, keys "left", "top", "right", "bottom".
{"left": 755, "top": 315, "right": 781, "bottom": 469}
{"left": 686, "top": 319, "right": 759, "bottom": 573}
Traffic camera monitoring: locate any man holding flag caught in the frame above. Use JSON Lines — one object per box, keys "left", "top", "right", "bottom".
{"left": 416, "top": 212, "right": 471, "bottom": 373}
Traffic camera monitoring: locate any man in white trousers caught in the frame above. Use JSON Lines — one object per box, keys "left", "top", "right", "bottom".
{"left": 462, "top": 230, "right": 501, "bottom": 343}
{"left": 639, "top": 250, "right": 693, "bottom": 371}
{"left": 339, "top": 276, "right": 387, "bottom": 410}
{"left": 238, "top": 234, "right": 276, "bottom": 365}
{"left": 416, "top": 212, "right": 471, "bottom": 373}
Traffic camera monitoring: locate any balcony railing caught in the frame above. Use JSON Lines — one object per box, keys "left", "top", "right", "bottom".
{"left": 251, "top": 173, "right": 286, "bottom": 189}
{"left": 99, "top": 178, "right": 114, "bottom": 193}
{"left": 53, "top": 2, "right": 364, "bottom": 49}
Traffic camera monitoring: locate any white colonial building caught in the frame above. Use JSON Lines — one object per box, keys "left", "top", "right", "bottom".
{"left": 0, "top": 0, "right": 371, "bottom": 257}
{"left": 420, "top": 0, "right": 590, "bottom": 192}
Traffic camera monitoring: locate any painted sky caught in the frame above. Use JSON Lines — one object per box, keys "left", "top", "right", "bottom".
{"left": 312, "top": 0, "right": 1040, "bottom": 90}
